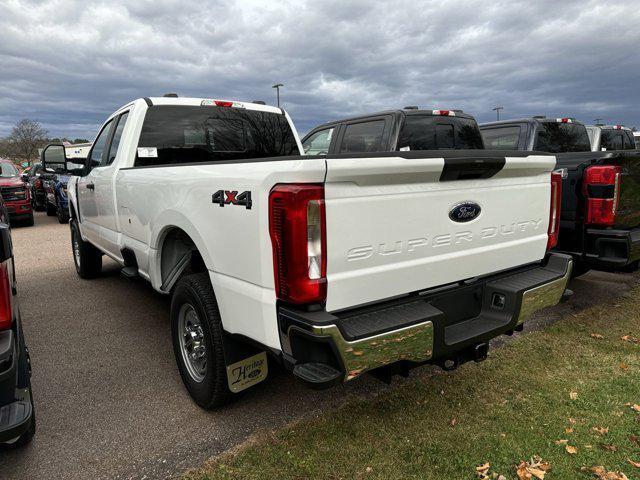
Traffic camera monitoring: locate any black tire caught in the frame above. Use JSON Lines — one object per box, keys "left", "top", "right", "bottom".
{"left": 171, "top": 272, "right": 233, "bottom": 409}
{"left": 57, "top": 206, "right": 68, "bottom": 224}
{"left": 24, "top": 214, "right": 34, "bottom": 227}
{"left": 70, "top": 220, "right": 102, "bottom": 279}
{"left": 33, "top": 203, "right": 45, "bottom": 212}
{"left": 45, "top": 202, "right": 56, "bottom": 216}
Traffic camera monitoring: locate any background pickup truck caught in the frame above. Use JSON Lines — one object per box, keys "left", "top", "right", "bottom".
{"left": 586, "top": 124, "right": 637, "bottom": 152}
{"left": 301, "top": 107, "right": 484, "bottom": 155}
{"left": 480, "top": 117, "right": 640, "bottom": 276}
{"left": 44, "top": 96, "right": 571, "bottom": 409}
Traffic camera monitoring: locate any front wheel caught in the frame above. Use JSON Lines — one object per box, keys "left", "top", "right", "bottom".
{"left": 171, "top": 272, "right": 233, "bottom": 409}
{"left": 70, "top": 220, "right": 102, "bottom": 279}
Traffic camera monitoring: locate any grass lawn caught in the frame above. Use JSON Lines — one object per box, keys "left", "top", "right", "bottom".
{"left": 187, "top": 285, "right": 640, "bottom": 480}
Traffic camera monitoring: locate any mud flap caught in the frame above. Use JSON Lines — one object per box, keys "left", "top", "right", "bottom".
{"left": 223, "top": 333, "right": 268, "bottom": 393}
{"left": 226, "top": 352, "right": 268, "bottom": 393}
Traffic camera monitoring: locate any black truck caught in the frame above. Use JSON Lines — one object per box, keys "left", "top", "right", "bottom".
{"left": 301, "top": 107, "right": 484, "bottom": 154}
{"left": 480, "top": 117, "right": 640, "bottom": 276}
{"left": 0, "top": 194, "right": 35, "bottom": 448}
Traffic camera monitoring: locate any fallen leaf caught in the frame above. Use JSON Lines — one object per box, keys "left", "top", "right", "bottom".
{"left": 555, "top": 439, "right": 568, "bottom": 445}
{"left": 628, "top": 459, "right": 640, "bottom": 468}
{"left": 565, "top": 427, "right": 574, "bottom": 434}
{"left": 620, "top": 362, "right": 629, "bottom": 370}
{"left": 568, "top": 417, "right": 577, "bottom": 424}
{"left": 601, "top": 443, "right": 618, "bottom": 452}
{"left": 516, "top": 456, "right": 550, "bottom": 480}
{"left": 591, "top": 333, "right": 605, "bottom": 339}
{"left": 630, "top": 435, "right": 639, "bottom": 446}
{"left": 565, "top": 445, "right": 578, "bottom": 454}
{"left": 589, "top": 466, "right": 629, "bottom": 480}
{"left": 365, "top": 466, "right": 373, "bottom": 473}
{"left": 570, "top": 391, "right": 579, "bottom": 400}
{"left": 631, "top": 404, "right": 640, "bottom": 413}
{"left": 450, "top": 418, "right": 458, "bottom": 427}
{"left": 592, "top": 426, "right": 609, "bottom": 435}
{"left": 621, "top": 335, "right": 640, "bottom": 344}
{"left": 476, "top": 463, "right": 490, "bottom": 475}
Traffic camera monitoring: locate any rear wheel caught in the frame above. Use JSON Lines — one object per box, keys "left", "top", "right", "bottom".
{"left": 24, "top": 214, "right": 34, "bottom": 227}
{"left": 171, "top": 272, "right": 233, "bottom": 409}
{"left": 70, "top": 220, "right": 102, "bottom": 279}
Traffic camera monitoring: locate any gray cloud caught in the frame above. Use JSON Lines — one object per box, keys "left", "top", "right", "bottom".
{"left": 1, "top": 0, "right": 639, "bottom": 139}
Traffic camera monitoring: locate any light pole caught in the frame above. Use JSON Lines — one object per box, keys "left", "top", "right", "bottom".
{"left": 492, "top": 106, "right": 504, "bottom": 121}
{"left": 272, "top": 83, "right": 284, "bottom": 107}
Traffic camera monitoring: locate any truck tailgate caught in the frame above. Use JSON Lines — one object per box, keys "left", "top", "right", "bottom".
{"left": 324, "top": 153, "right": 555, "bottom": 312}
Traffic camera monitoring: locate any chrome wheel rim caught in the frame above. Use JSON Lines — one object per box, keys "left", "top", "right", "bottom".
{"left": 178, "top": 303, "right": 207, "bottom": 383}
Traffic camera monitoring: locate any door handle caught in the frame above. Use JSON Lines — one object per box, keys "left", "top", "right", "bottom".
{"left": 86, "top": 183, "right": 95, "bottom": 190}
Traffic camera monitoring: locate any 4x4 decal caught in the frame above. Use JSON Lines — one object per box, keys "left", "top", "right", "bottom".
{"left": 212, "top": 190, "right": 252, "bottom": 209}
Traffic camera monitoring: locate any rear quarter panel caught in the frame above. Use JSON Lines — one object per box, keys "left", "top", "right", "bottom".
{"left": 115, "top": 158, "right": 325, "bottom": 349}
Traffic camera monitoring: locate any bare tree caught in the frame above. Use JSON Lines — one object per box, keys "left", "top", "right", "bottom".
{"left": 5, "top": 119, "right": 48, "bottom": 166}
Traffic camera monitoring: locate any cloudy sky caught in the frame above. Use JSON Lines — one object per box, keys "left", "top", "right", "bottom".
{"left": 1, "top": 0, "right": 639, "bottom": 140}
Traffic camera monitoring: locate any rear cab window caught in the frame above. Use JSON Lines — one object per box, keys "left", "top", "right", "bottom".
{"left": 135, "top": 105, "right": 299, "bottom": 167}
{"left": 600, "top": 129, "right": 624, "bottom": 151}
{"left": 480, "top": 126, "right": 521, "bottom": 150}
{"left": 397, "top": 115, "right": 484, "bottom": 150}
{"left": 339, "top": 120, "right": 386, "bottom": 153}
{"left": 535, "top": 122, "right": 591, "bottom": 153}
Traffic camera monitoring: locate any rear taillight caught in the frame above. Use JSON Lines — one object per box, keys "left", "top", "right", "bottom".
{"left": 269, "top": 184, "right": 326, "bottom": 304}
{"left": 583, "top": 165, "right": 622, "bottom": 226}
{"left": 0, "top": 262, "right": 12, "bottom": 330}
{"left": 547, "top": 171, "right": 563, "bottom": 249}
{"left": 432, "top": 109, "right": 454, "bottom": 116}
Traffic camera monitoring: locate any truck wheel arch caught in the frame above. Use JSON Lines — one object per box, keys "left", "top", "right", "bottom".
{"left": 156, "top": 225, "right": 213, "bottom": 293}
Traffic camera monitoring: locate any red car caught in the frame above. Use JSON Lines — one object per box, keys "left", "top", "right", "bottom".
{"left": 0, "top": 161, "right": 33, "bottom": 227}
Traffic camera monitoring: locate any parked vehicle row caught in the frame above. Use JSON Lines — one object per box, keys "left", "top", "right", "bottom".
{"left": 39, "top": 96, "right": 576, "bottom": 410}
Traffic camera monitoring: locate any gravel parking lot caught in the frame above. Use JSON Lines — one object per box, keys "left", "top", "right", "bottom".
{"left": 0, "top": 212, "right": 638, "bottom": 480}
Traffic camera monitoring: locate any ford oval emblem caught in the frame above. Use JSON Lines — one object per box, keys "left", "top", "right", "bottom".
{"left": 449, "top": 202, "right": 481, "bottom": 223}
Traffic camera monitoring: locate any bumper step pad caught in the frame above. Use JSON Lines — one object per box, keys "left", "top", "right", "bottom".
{"left": 293, "top": 363, "right": 342, "bottom": 389}
{"left": 0, "top": 398, "right": 32, "bottom": 442}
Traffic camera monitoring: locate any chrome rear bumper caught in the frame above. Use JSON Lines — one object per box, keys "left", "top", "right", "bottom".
{"left": 281, "top": 253, "right": 572, "bottom": 386}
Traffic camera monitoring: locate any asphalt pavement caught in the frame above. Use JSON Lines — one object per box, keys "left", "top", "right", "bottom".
{"left": 0, "top": 211, "right": 638, "bottom": 479}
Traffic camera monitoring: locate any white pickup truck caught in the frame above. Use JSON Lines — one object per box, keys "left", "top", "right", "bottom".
{"left": 42, "top": 96, "right": 572, "bottom": 409}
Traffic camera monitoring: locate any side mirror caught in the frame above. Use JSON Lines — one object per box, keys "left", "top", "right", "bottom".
{"left": 41, "top": 143, "right": 85, "bottom": 176}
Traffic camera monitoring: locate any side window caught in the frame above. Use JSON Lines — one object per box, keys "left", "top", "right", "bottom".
{"left": 105, "top": 112, "right": 129, "bottom": 166}
{"left": 623, "top": 131, "right": 635, "bottom": 150}
{"left": 302, "top": 128, "right": 334, "bottom": 155}
{"left": 88, "top": 120, "right": 114, "bottom": 169}
{"left": 339, "top": 120, "right": 385, "bottom": 153}
{"left": 481, "top": 126, "right": 521, "bottom": 150}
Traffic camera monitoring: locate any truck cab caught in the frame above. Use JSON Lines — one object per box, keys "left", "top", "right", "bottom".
{"left": 301, "top": 108, "right": 484, "bottom": 155}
